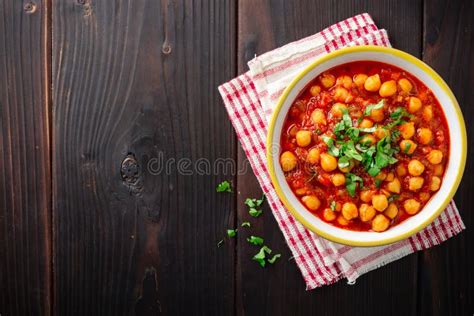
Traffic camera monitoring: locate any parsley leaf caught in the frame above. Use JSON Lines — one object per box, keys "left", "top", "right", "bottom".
{"left": 241, "top": 222, "right": 251, "bottom": 228}
{"left": 345, "top": 173, "right": 364, "bottom": 197}
{"left": 375, "top": 178, "right": 382, "bottom": 188}
{"left": 322, "top": 136, "right": 340, "bottom": 156}
{"left": 227, "top": 229, "right": 237, "bottom": 237}
{"left": 268, "top": 254, "right": 281, "bottom": 264}
{"left": 362, "top": 100, "right": 385, "bottom": 118}
{"left": 247, "top": 236, "right": 264, "bottom": 246}
{"left": 249, "top": 208, "right": 263, "bottom": 217}
{"left": 403, "top": 142, "right": 412, "bottom": 154}
{"left": 216, "top": 180, "right": 232, "bottom": 192}
{"left": 252, "top": 246, "right": 272, "bottom": 267}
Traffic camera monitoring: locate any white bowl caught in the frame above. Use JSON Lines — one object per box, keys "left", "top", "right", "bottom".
{"left": 267, "top": 46, "right": 467, "bottom": 247}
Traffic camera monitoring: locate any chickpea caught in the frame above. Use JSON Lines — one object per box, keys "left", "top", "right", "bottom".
{"left": 419, "top": 192, "right": 431, "bottom": 202}
{"left": 319, "top": 73, "right": 336, "bottom": 88}
{"left": 360, "top": 134, "right": 377, "bottom": 146}
{"left": 417, "top": 128, "right": 433, "bottom": 145}
{"left": 384, "top": 203, "right": 399, "bottom": 219}
{"left": 396, "top": 164, "right": 407, "bottom": 177}
{"left": 311, "top": 109, "right": 327, "bottom": 125}
{"left": 374, "top": 127, "right": 390, "bottom": 139}
{"left": 301, "top": 195, "right": 321, "bottom": 211}
{"left": 334, "top": 201, "right": 342, "bottom": 212}
{"left": 364, "top": 74, "right": 381, "bottom": 92}
{"left": 360, "top": 190, "right": 375, "bottom": 203}
{"left": 422, "top": 105, "right": 433, "bottom": 121}
{"left": 306, "top": 148, "right": 320, "bottom": 164}
{"left": 338, "top": 159, "right": 354, "bottom": 173}
{"left": 399, "top": 122, "right": 415, "bottom": 139}
{"left": 372, "top": 194, "right": 389, "bottom": 211}
{"left": 331, "top": 173, "right": 346, "bottom": 186}
{"left": 400, "top": 139, "right": 417, "bottom": 155}
{"left": 372, "top": 214, "right": 390, "bottom": 232}
{"left": 433, "top": 164, "right": 444, "bottom": 176}
{"left": 404, "top": 199, "right": 421, "bottom": 215}
{"left": 430, "top": 176, "right": 441, "bottom": 191}
{"left": 359, "top": 118, "right": 374, "bottom": 128}
{"left": 320, "top": 153, "right": 338, "bottom": 172}
{"left": 337, "top": 215, "right": 349, "bottom": 226}
{"left": 408, "top": 159, "right": 425, "bottom": 176}
{"left": 330, "top": 103, "right": 348, "bottom": 118}
{"left": 342, "top": 202, "right": 358, "bottom": 220}
{"left": 295, "top": 188, "right": 307, "bottom": 196}
{"left": 386, "top": 172, "right": 395, "bottom": 182}
{"left": 359, "top": 203, "right": 376, "bottom": 222}
{"left": 386, "top": 178, "right": 401, "bottom": 194}
{"left": 337, "top": 75, "right": 353, "bottom": 89}
{"left": 310, "top": 85, "right": 321, "bottom": 97}
{"left": 370, "top": 108, "right": 385, "bottom": 123}
{"left": 354, "top": 74, "right": 368, "bottom": 87}
{"left": 375, "top": 171, "right": 387, "bottom": 181}
{"left": 398, "top": 78, "right": 413, "bottom": 93}
{"left": 280, "top": 151, "right": 298, "bottom": 172}
{"left": 408, "top": 96, "right": 422, "bottom": 113}
{"left": 379, "top": 80, "right": 397, "bottom": 97}
{"left": 296, "top": 130, "right": 312, "bottom": 147}
{"left": 323, "top": 208, "right": 337, "bottom": 222}
{"left": 427, "top": 149, "right": 443, "bottom": 165}
{"left": 334, "top": 87, "right": 349, "bottom": 102}
{"left": 408, "top": 176, "right": 424, "bottom": 191}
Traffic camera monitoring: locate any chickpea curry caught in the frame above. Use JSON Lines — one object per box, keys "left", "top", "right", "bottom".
{"left": 279, "top": 61, "right": 449, "bottom": 232}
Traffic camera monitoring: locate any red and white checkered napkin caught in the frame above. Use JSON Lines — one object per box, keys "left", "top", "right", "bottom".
{"left": 218, "top": 13, "right": 465, "bottom": 290}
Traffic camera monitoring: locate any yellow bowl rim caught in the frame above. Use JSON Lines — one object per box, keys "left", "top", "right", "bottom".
{"left": 266, "top": 45, "right": 467, "bottom": 247}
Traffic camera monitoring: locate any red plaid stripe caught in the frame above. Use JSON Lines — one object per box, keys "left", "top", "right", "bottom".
{"left": 218, "top": 14, "right": 464, "bottom": 289}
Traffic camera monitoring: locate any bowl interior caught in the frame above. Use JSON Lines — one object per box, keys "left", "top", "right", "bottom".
{"left": 268, "top": 47, "right": 466, "bottom": 246}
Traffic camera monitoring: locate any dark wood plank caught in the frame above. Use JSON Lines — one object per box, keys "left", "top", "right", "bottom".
{"left": 0, "top": 0, "right": 51, "bottom": 315}
{"left": 236, "top": 1, "right": 422, "bottom": 315}
{"left": 52, "top": 1, "right": 236, "bottom": 314}
{"left": 418, "top": 1, "right": 474, "bottom": 315}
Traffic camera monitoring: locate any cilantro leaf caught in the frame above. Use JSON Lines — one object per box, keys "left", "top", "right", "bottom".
{"left": 216, "top": 180, "right": 232, "bottom": 192}
{"left": 268, "top": 254, "right": 281, "bottom": 264}
{"left": 227, "top": 229, "right": 237, "bottom": 237}
{"left": 252, "top": 246, "right": 272, "bottom": 267}
{"left": 375, "top": 178, "right": 382, "bottom": 188}
{"left": 241, "top": 222, "right": 251, "bottom": 228}
{"left": 249, "top": 208, "right": 263, "bottom": 217}
{"left": 345, "top": 173, "right": 364, "bottom": 197}
{"left": 244, "top": 198, "right": 255, "bottom": 208}
{"left": 255, "top": 194, "right": 266, "bottom": 206}
{"left": 403, "top": 142, "right": 412, "bottom": 154}
{"left": 247, "top": 235, "right": 264, "bottom": 246}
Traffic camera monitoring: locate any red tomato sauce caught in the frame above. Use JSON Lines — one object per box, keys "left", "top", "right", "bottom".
{"left": 279, "top": 61, "right": 449, "bottom": 232}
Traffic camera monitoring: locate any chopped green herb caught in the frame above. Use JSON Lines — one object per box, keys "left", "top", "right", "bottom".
{"left": 227, "top": 229, "right": 237, "bottom": 237}
{"left": 330, "top": 200, "right": 337, "bottom": 211}
{"left": 403, "top": 142, "right": 412, "bottom": 154}
{"left": 247, "top": 235, "right": 264, "bottom": 246}
{"left": 217, "top": 239, "right": 224, "bottom": 247}
{"left": 375, "top": 178, "right": 382, "bottom": 188}
{"left": 249, "top": 208, "right": 263, "bottom": 217}
{"left": 345, "top": 173, "right": 364, "bottom": 197}
{"left": 241, "top": 222, "right": 251, "bottom": 228}
{"left": 322, "top": 136, "right": 340, "bottom": 156}
{"left": 252, "top": 246, "right": 272, "bottom": 267}
{"left": 362, "top": 100, "right": 385, "bottom": 118}
{"left": 268, "top": 254, "right": 281, "bottom": 264}
{"left": 388, "top": 195, "right": 400, "bottom": 203}
{"left": 216, "top": 180, "right": 232, "bottom": 192}
{"left": 245, "top": 194, "right": 266, "bottom": 208}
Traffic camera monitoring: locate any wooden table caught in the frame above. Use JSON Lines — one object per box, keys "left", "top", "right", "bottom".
{"left": 1, "top": 0, "right": 473, "bottom": 315}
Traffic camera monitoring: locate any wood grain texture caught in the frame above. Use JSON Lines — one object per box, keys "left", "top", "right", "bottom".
{"left": 52, "top": 0, "right": 236, "bottom": 314}
{"left": 0, "top": 0, "right": 51, "bottom": 315}
{"left": 236, "top": 1, "right": 422, "bottom": 315}
{"left": 418, "top": 0, "right": 474, "bottom": 315}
